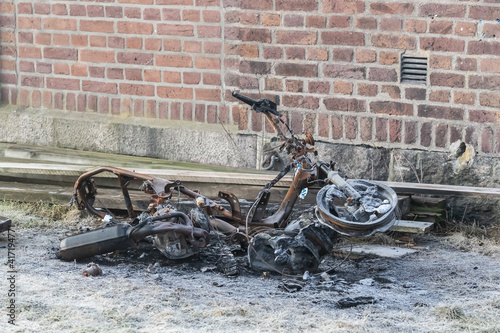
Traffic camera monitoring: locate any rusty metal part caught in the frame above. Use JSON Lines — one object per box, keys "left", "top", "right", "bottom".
{"left": 0, "top": 216, "right": 11, "bottom": 233}
{"left": 83, "top": 263, "right": 102, "bottom": 277}
{"left": 218, "top": 191, "right": 242, "bottom": 220}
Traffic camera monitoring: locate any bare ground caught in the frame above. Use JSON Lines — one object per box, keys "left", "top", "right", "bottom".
{"left": 1, "top": 203, "right": 500, "bottom": 333}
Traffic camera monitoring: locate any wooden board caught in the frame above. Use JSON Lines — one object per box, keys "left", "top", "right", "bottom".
{"left": 390, "top": 220, "right": 434, "bottom": 234}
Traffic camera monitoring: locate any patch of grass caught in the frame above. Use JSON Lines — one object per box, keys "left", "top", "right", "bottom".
{"left": 0, "top": 200, "right": 98, "bottom": 229}
{"left": 434, "top": 305, "right": 466, "bottom": 320}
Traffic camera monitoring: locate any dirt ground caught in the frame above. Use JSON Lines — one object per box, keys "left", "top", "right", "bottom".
{"left": 1, "top": 202, "right": 500, "bottom": 333}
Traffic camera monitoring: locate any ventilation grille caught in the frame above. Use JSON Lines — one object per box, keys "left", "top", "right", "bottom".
{"left": 401, "top": 56, "right": 427, "bottom": 85}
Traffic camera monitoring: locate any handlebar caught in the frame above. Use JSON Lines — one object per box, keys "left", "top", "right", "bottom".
{"left": 232, "top": 91, "right": 279, "bottom": 116}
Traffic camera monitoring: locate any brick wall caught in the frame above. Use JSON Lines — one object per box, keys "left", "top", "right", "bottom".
{"left": 1, "top": 0, "right": 499, "bottom": 157}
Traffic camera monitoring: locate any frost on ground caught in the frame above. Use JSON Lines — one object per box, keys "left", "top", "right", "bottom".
{"left": 1, "top": 202, "right": 500, "bottom": 333}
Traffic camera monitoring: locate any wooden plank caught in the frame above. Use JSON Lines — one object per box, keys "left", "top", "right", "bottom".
{"left": 381, "top": 181, "right": 500, "bottom": 199}
{"left": 390, "top": 220, "right": 434, "bottom": 234}
{"left": 333, "top": 244, "right": 418, "bottom": 259}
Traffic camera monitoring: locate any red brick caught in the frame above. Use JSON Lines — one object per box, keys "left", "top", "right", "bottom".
{"left": 286, "top": 47, "right": 305, "bottom": 60}
{"left": 375, "top": 118, "right": 387, "bottom": 142}
{"left": 307, "top": 48, "right": 328, "bottom": 61}
{"left": 19, "top": 46, "right": 41, "bottom": 59}
{"left": 454, "top": 92, "right": 475, "bottom": 105}
{"left": 157, "top": 24, "right": 194, "bottom": 36}
{"left": 18, "top": 32, "right": 33, "bottom": 44}
{"left": 194, "top": 104, "right": 205, "bottom": 123}
{"left": 108, "top": 37, "right": 124, "bottom": 49}
{"left": 89, "top": 67, "right": 105, "bottom": 78}
{"left": 479, "top": 93, "right": 500, "bottom": 108}
{"left": 71, "top": 64, "right": 87, "bottom": 77}
{"left": 195, "top": 57, "right": 220, "bottom": 69}
{"left": 240, "top": 28, "right": 271, "bottom": 43}
{"left": 120, "top": 83, "right": 155, "bottom": 96}
{"left": 157, "top": 86, "right": 193, "bottom": 100}
{"left": 263, "top": 46, "right": 282, "bottom": 59}
{"left": 54, "top": 63, "right": 69, "bottom": 75}
{"left": 379, "top": 52, "right": 398, "bottom": 65}
{"left": 163, "top": 39, "right": 182, "bottom": 52}
{"left": 469, "top": 5, "right": 500, "bottom": 20}
{"left": 344, "top": 116, "right": 356, "bottom": 139}
{"left": 370, "top": 2, "right": 414, "bottom": 14}
{"left": 332, "top": 49, "right": 353, "bottom": 62}
{"left": 118, "top": 22, "right": 153, "bottom": 35}
{"left": 195, "top": 88, "right": 221, "bottom": 102}
{"left": 283, "top": 95, "right": 319, "bottom": 110}
{"left": 53, "top": 34, "right": 70, "bottom": 46}
{"left": 308, "top": 81, "right": 329, "bottom": 94}
{"left": 334, "top": 81, "right": 353, "bottom": 95}
{"left": 276, "top": 0, "right": 317, "bottom": 11}
{"left": 420, "top": 122, "right": 432, "bottom": 147}
{"left": 435, "top": 124, "right": 448, "bottom": 148}
{"left": 241, "top": 12, "right": 259, "bottom": 25}
{"left": 42, "top": 91, "right": 52, "bottom": 109}
{"left": 329, "top": 16, "right": 350, "bottom": 28}
{"left": 81, "top": 50, "right": 115, "bottom": 63}
{"left": 418, "top": 105, "right": 463, "bottom": 121}
{"left": 126, "top": 37, "right": 142, "bottom": 49}
{"left": 381, "top": 85, "right": 400, "bottom": 99}
{"left": 72, "top": 35, "right": 88, "bottom": 47}
{"left": 406, "top": 88, "right": 426, "bottom": 100}
{"left": 17, "top": 2, "right": 32, "bottom": 14}
{"left": 483, "top": 23, "right": 500, "bottom": 38}
{"left": 1, "top": 59, "right": 15, "bottom": 71}
{"left": 90, "top": 36, "right": 106, "bottom": 47}
{"left": 36, "top": 62, "right": 51, "bottom": 74}
{"left": 450, "top": 126, "right": 462, "bottom": 144}
{"left": 469, "top": 41, "right": 500, "bottom": 56}
{"left": 429, "top": 20, "right": 453, "bottom": 34}
{"left": 106, "top": 6, "right": 123, "bottom": 18}
{"left": 456, "top": 57, "right": 476, "bottom": 71}
{"left": 372, "top": 34, "right": 416, "bottom": 49}
{"left": 133, "top": 99, "right": 143, "bottom": 117}
{"left": 32, "top": 90, "right": 41, "bottom": 108}
{"left": 0, "top": 2, "right": 14, "bottom": 13}
{"left": 356, "top": 50, "right": 376, "bottom": 63}
{"left": 481, "top": 59, "right": 500, "bottom": 73}
{"left": 183, "top": 72, "right": 200, "bottom": 84}
{"left": 276, "top": 63, "right": 317, "bottom": 77}
{"left": 318, "top": 114, "right": 329, "bottom": 138}
{"left": 117, "top": 52, "right": 152, "bottom": 65}
{"left": 285, "top": 80, "right": 303, "bottom": 93}
{"left": 371, "top": 101, "right": 413, "bottom": 116}
{"left": 99, "top": 96, "right": 109, "bottom": 114}
{"left": 323, "top": 0, "right": 364, "bottom": 14}
{"left": 469, "top": 110, "right": 499, "bottom": 123}
{"left": 88, "top": 5, "right": 104, "bottom": 17}
{"left": 421, "top": 4, "right": 465, "bottom": 17}
{"left": 404, "top": 121, "right": 417, "bottom": 144}
{"left": 47, "top": 78, "right": 80, "bottom": 90}
{"left": 197, "top": 26, "right": 221, "bottom": 38}
{"left": 144, "top": 69, "right": 161, "bottom": 82}
{"left": 144, "top": 8, "right": 161, "bottom": 20}
{"left": 430, "top": 73, "right": 464, "bottom": 88}
{"left": 306, "top": 15, "right": 326, "bottom": 28}
{"left": 107, "top": 68, "right": 123, "bottom": 80}
{"left": 82, "top": 81, "right": 117, "bottom": 94}
{"left": 163, "top": 8, "right": 181, "bottom": 20}
{"left": 156, "top": 54, "right": 192, "bottom": 67}
{"left": 69, "top": 4, "right": 86, "bottom": 16}
{"left": 389, "top": 119, "right": 401, "bottom": 143}
{"left": 406, "top": 19, "right": 427, "bottom": 33}
{"left": 325, "top": 98, "right": 365, "bottom": 112}
{"left": 18, "top": 17, "right": 41, "bottom": 30}
{"left": 369, "top": 68, "right": 397, "bottom": 82}
{"left": 356, "top": 17, "right": 377, "bottom": 29}
{"left": 380, "top": 18, "right": 402, "bottom": 31}
{"left": 203, "top": 73, "right": 221, "bottom": 85}
{"left": 237, "top": 44, "right": 257, "bottom": 57}
{"left": 482, "top": 128, "right": 493, "bottom": 154}
{"left": 284, "top": 14, "right": 304, "bottom": 27}
{"left": 203, "top": 10, "right": 220, "bottom": 23}
{"left": 124, "top": 7, "right": 141, "bottom": 19}
{"left": 239, "top": 0, "right": 272, "bottom": 10}
{"left": 163, "top": 71, "right": 183, "bottom": 83}
{"left": 324, "top": 64, "right": 365, "bottom": 79}
{"left": 276, "top": 31, "right": 317, "bottom": 45}
{"left": 429, "top": 90, "right": 450, "bottom": 103}
{"left": 262, "top": 13, "right": 281, "bottom": 26}
{"left": 469, "top": 75, "right": 500, "bottom": 91}
{"left": 455, "top": 22, "right": 476, "bottom": 36}
{"left": 358, "top": 83, "right": 377, "bottom": 97}
{"left": 329, "top": 115, "right": 341, "bottom": 139}
{"left": 125, "top": 68, "right": 142, "bottom": 81}
{"left": 322, "top": 31, "right": 364, "bottom": 46}
{"left": 421, "top": 37, "right": 464, "bottom": 52}
{"left": 429, "top": 55, "right": 452, "bottom": 69}
{"left": 81, "top": 20, "right": 114, "bottom": 33}
{"left": 20, "top": 75, "right": 42, "bottom": 88}
{"left": 44, "top": 18, "right": 77, "bottom": 31}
